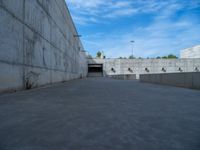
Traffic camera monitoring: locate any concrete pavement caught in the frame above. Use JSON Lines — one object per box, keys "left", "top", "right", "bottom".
{"left": 0, "top": 78, "right": 200, "bottom": 150}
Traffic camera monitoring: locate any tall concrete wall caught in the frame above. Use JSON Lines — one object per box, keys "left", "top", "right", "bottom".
{"left": 88, "top": 58, "right": 200, "bottom": 79}
{"left": 140, "top": 72, "right": 200, "bottom": 89}
{"left": 0, "top": 0, "right": 87, "bottom": 92}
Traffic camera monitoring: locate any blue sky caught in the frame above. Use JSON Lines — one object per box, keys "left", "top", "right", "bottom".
{"left": 66, "top": 0, "right": 200, "bottom": 58}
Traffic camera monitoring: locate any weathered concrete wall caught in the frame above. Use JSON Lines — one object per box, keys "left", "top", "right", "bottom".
{"left": 0, "top": 0, "right": 87, "bottom": 92}
{"left": 108, "top": 74, "right": 136, "bottom": 80}
{"left": 181, "top": 45, "right": 200, "bottom": 58}
{"left": 88, "top": 58, "right": 200, "bottom": 79}
{"left": 140, "top": 72, "right": 200, "bottom": 89}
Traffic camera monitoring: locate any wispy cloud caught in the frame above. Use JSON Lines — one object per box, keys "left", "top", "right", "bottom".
{"left": 66, "top": 0, "right": 105, "bottom": 9}
{"left": 104, "top": 8, "right": 138, "bottom": 18}
{"left": 66, "top": 0, "right": 137, "bottom": 24}
{"left": 66, "top": 0, "right": 200, "bottom": 58}
{"left": 91, "top": 20, "right": 200, "bottom": 58}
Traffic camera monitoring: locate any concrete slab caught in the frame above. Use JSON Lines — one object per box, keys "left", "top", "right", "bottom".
{"left": 25, "top": 66, "right": 52, "bottom": 88}
{"left": 184, "top": 73, "right": 193, "bottom": 88}
{"left": 24, "top": 26, "right": 51, "bottom": 68}
{"left": 193, "top": 72, "right": 200, "bottom": 89}
{"left": 0, "top": 8, "right": 23, "bottom": 63}
{"left": 0, "top": 0, "right": 24, "bottom": 20}
{"left": 0, "top": 63, "right": 23, "bottom": 91}
{"left": 0, "top": 78, "right": 200, "bottom": 150}
{"left": 140, "top": 72, "right": 200, "bottom": 90}
{"left": 25, "top": 0, "right": 51, "bottom": 41}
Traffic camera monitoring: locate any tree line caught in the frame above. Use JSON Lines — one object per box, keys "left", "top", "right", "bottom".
{"left": 87, "top": 51, "right": 178, "bottom": 59}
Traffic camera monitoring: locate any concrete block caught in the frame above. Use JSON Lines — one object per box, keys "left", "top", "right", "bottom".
{"left": 140, "top": 74, "right": 147, "bottom": 82}
{"left": 50, "top": 22, "right": 64, "bottom": 51}
{"left": 139, "top": 72, "right": 200, "bottom": 90}
{"left": 49, "top": 0, "right": 66, "bottom": 37}
{"left": 184, "top": 73, "right": 193, "bottom": 88}
{"left": 165, "top": 73, "right": 185, "bottom": 87}
{"left": 0, "top": 8, "right": 23, "bottom": 63}
{"left": 108, "top": 74, "right": 136, "bottom": 80}
{"left": 0, "top": 63, "right": 23, "bottom": 91}
{"left": 51, "top": 70, "right": 66, "bottom": 83}
{"left": 24, "top": 27, "right": 51, "bottom": 68}
{"left": 25, "top": 0, "right": 51, "bottom": 41}
{"left": 25, "top": 66, "right": 51, "bottom": 88}
{"left": 55, "top": 0, "right": 66, "bottom": 17}
{"left": 154, "top": 74, "right": 161, "bottom": 83}
{"left": 37, "top": 0, "right": 50, "bottom": 15}
{"left": 192, "top": 73, "right": 200, "bottom": 89}
{"left": 50, "top": 46, "right": 63, "bottom": 71}
{"left": 0, "top": 0, "right": 23, "bottom": 20}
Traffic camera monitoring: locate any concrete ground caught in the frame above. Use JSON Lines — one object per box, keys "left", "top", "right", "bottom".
{"left": 0, "top": 78, "right": 200, "bottom": 150}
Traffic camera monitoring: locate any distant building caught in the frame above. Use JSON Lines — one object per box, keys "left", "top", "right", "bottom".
{"left": 100, "top": 51, "right": 105, "bottom": 59}
{"left": 181, "top": 45, "right": 200, "bottom": 58}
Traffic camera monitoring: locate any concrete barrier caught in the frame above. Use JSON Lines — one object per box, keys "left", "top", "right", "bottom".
{"left": 108, "top": 74, "right": 136, "bottom": 80}
{"left": 140, "top": 72, "right": 200, "bottom": 89}
{"left": 88, "top": 73, "right": 103, "bottom": 77}
{"left": 88, "top": 58, "right": 200, "bottom": 79}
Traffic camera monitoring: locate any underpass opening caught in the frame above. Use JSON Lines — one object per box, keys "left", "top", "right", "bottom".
{"left": 88, "top": 64, "right": 103, "bottom": 77}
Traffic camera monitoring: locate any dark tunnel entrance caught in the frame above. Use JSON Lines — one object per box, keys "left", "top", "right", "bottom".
{"left": 88, "top": 64, "right": 103, "bottom": 77}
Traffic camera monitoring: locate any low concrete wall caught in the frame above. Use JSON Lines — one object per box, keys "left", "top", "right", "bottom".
{"left": 0, "top": 0, "right": 87, "bottom": 92}
{"left": 88, "top": 58, "right": 200, "bottom": 79}
{"left": 108, "top": 74, "right": 136, "bottom": 80}
{"left": 87, "top": 73, "right": 103, "bottom": 77}
{"left": 140, "top": 72, "right": 200, "bottom": 89}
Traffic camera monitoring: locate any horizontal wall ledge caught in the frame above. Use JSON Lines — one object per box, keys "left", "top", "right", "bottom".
{"left": 140, "top": 72, "right": 200, "bottom": 90}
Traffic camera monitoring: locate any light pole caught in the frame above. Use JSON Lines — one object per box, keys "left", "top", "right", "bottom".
{"left": 73, "top": 34, "right": 82, "bottom": 38}
{"left": 130, "top": 40, "right": 135, "bottom": 58}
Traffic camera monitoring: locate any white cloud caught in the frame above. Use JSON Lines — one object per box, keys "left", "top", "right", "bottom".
{"left": 112, "top": 1, "right": 132, "bottom": 8}
{"left": 81, "top": 14, "right": 200, "bottom": 58}
{"left": 66, "top": 0, "right": 105, "bottom": 9}
{"left": 102, "top": 25, "right": 200, "bottom": 58}
{"left": 66, "top": 0, "right": 200, "bottom": 58}
{"left": 72, "top": 15, "right": 99, "bottom": 25}
{"left": 104, "top": 8, "right": 138, "bottom": 18}
{"left": 66, "top": 0, "right": 136, "bottom": 24}
{"left": 66, "top": 0, "right": 199, "bottom": 25}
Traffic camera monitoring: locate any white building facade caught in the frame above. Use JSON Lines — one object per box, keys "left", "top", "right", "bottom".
{"left": 181, "top": 45, "right": 200, "bottom": 58}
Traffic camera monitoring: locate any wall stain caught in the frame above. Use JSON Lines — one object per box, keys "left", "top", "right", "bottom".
{"left": 25, "top": 32, "right": 38, "bottom": 65}
{"left": 43, "top": 47, "right": 46, "bottom": 66}
{"left": 25, "top": 71, "right": 40, "bottom": 89}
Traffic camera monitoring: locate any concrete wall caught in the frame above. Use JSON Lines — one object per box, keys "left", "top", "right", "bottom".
{"left": 88, "top": 58, "right": 200, "bottom": 79}
{"left": 0, "top": 0, "right": 87, "bottom": 92}
{"left": 140, "top": 72, "right": 200, "bottom": 89}
{"left": 108, "top": 74, "right": 136, "bottom": 80}
{"left": 181, "top": 45, "right": 200, "bottom": 58}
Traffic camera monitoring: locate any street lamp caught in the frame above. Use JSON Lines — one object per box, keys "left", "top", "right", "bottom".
{"left": 130, "top": 40, "right": 135, "bottom": 58}
{"left": 73, "top": 34, "right": 82, "bottom": 38}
